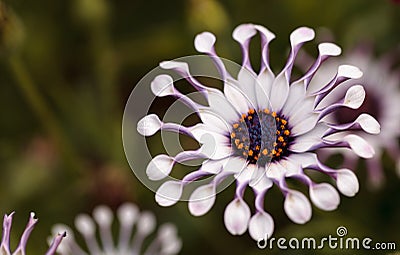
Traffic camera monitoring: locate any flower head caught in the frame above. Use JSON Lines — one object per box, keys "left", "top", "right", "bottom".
{"left": 137, "top": 24, "right": 380, "bottom": 241}
{"left": 50, "top": 203, "right": 181, "bottom": 255}
{"left": 308, "top": 46, "right": 400, "bottom": 188}
{"left": 1, "top": 211, "right": 65, "bottom": 255}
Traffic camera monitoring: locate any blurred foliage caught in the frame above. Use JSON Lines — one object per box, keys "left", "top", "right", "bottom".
{"left": 0, "top": 0, "right": 399, "bottom": 254}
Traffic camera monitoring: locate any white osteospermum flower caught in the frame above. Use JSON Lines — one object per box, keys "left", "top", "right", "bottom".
{"left": 137, "top": 24, "right": 380, "bottom": 241}
{"left": 50, "top": 203, "right": 181, "bottom": 255}
{"left": 0, "top": 212, "right": 65, "bottom": 255}
{"left": 308, "top": 47, "right": 400, "bottom": 188}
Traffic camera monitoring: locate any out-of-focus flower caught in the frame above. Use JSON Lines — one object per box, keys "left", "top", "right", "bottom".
{"left": 137, "top": 24, "right": 380, "bottom": 241}
{"left": 308, "top": 47, "right": 400, "bottom": 188}
{"left": 1, "top": 212, "right": 65, "bottom": 255}
{"left": 50, "top": 203, "right": 181, "bottom": 255}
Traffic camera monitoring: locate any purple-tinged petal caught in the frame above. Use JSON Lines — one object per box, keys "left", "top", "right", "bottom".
{"left": 281, "top": 81, "right": 307, "bottom": 118}
{"left": 353, "top": 114, "right": 380, "bottom": 134}
{"left": 45, "top": 232, "right": 66, "bottom": 255}
{"left": 249, "top": 167, "right": 273, "bottom": 193}
{"left": 188, "top": 184, "right": 216, "bottom": 216}
{"left": 313, "top": 65, "right": 363, "bottom": 106}
{"left": 265, "top": 162, "right": 286, "bottom": 180}
{"left": 254, "top": 25, "right": 276, "bottom": 72}
{"left": 325, "top": 113, "right": 381, "bottom": 136}
{"left": 255, "top": 70, "right": 274, "bottom": 109}
{"left": 289, "top": 124, "right": 328, "bottom": 152}
{"left": 224, "top": 198, "right": 251, "bottom": 235}
{"left": 343, "top": 85, "right": 365, "bottom": 108}
{"left": 309, "top": 183, "right": 340, "bottom": 211}
{"left": 269, "top": 73, "right": 290, "bottom": 112}
{"left": 205, "top": 88, "right": 240, "bottom": 123}
{"left": 151, "top": 74, "right": 175, "bottom": 97}
{"left": 235, "top": 69, "right": 258, "bottom": 108}
{"left": 284, "top": 190, "right": 312, "bottom": 224}
{"left": 155, "top": 181, "right": 183, "bottom": 207}
{"left": 160, "top": 60, "right": 209, "bottom": 98}
{"left": 13, "top": 212, "right": 38, "bottom": 255}
{"left": 336, "top": 169, "right": 359, "bottom": 197}
{"left": 317, "top": 85, "right": 365, "bottom": 119}
{"left": 283, "top": 27, "right": 315, "bottom": 80}
{"left": 224, "top": 80, "right": 252, "bottom": 114}
{"left": 194, "top": 32, "right": 216, "bottom": 53}
{"left": 194, "top": 31, "right": 230, "bottom": 80}
{"left": 248, "top": 211, "right": 274, "bottom": 241}
{"left": 343, "top": 134, "right": 375, "bottom": 158}
{"left": 232, "top": 24, "right": 257, "bottom": 69}
{"left": 1, "top": 212, "right": 14, "bottom": 255}
{"left": 137, "top": 114, "right": 162, "bottom": 136}
{"left": 295, "top": 42, "right": 341, "bottom": 85}
{"left": 220, "top": 156, "right": 248, "bottom": 175}
{"left": 146, "top": 154, "right": 174, "bottom": 181}
{"left": 199, "top": 109, "right": 231, "bottom": 133}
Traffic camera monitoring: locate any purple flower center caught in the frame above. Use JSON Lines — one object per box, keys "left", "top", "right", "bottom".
{"left": 230, "top": 109, "right": 293, "bottom": 165}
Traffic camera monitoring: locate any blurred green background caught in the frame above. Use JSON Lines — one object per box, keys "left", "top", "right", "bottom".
{"left": 0, "top": 0, "right": 399, "bottom": 254}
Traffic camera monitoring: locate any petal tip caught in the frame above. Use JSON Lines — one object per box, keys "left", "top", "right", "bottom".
{"left": 194, "top": 32, "right": 216, "bottom": 53}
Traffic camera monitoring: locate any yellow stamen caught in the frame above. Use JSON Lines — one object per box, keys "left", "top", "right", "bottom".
{"left": 278, "top": 136, "right": 284, "bottom": 142}
{"left": 284, "top": 130, "right": 290, "bottom": 136}
{"left": 262, "top": 149, "right": 268, "bottom": 155}
{"left": 230, "top": 132, "right": 236, "bottom": 138}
